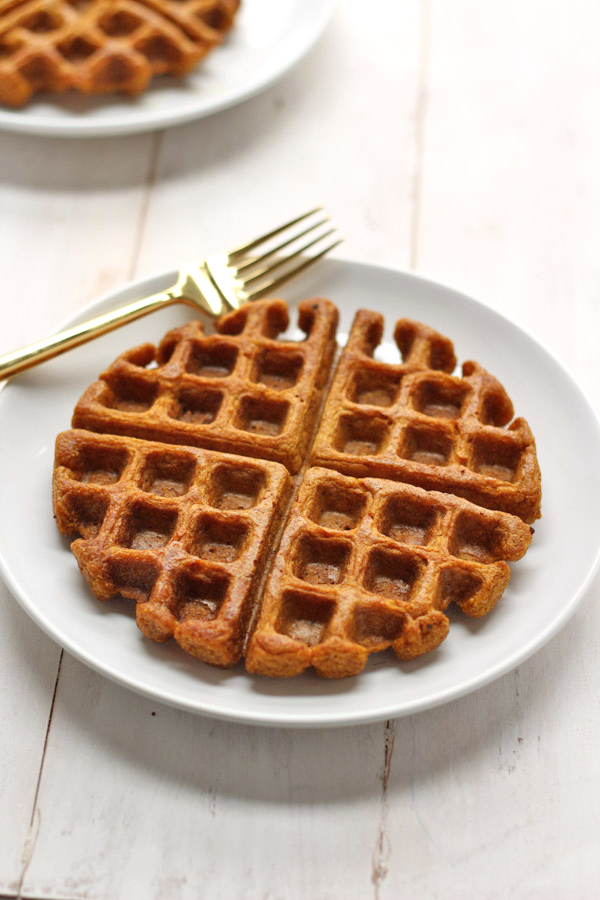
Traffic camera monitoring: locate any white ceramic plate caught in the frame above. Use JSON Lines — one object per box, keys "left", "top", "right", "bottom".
{"left": 1, "top": 259, "right": 599, "bottom": 728}
{"left": 0, "top": 0, "right": 334, "bottom": 138}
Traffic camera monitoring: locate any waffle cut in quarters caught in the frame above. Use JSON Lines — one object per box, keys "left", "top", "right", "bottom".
{"left": 0, "top": 0, "right": 240, "bottom": 108}
{"left": 53, "top": 429, "right": 291, "bottom": 667}
{"left": 245, "top": 467, "right": 533, "bottom": 678}
{"left": 311, "top": 311, "right": 542, "bottom": 523}
{"left": 72, "top": 299, "right": 339, "bottom": 474}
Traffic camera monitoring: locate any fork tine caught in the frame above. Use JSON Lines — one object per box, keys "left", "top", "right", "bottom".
{"left": 235, "top": 216, "right": 331, "bottom": 274}
{"left": 227, "top": 207, "right": 324, "bottom": 258}
{"left": 240, "top": 227, "right": 338, "bottom": 288}
{"left": 243, "top": 237, "right": 344, "bottom": 302}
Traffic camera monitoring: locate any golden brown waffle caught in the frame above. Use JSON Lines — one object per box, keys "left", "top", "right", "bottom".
{"left": 0, "top": 0, "right": 240, "bottom": 108}
{"left": 245, "top": 467, "right": 533, "bottom": 678}
{"left": 53, "top": 299, "right": 541, "bottom": 676}
{"left": 72, "top": 299, "right": 339, "bottom": 474}
{"left": 311, "top": 311, "right": 542, "bottom": 523}
{"left": 53, "top": 429, "right": 291, "bottom": 667}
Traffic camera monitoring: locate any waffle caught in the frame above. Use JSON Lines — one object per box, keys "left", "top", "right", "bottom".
{"left": 53, "top": 299, "right": 541, "bottom": 676}
{"left": 0, "top": 0, "right": 240, "bottom": 108}
{"left": 72, "top": 298, "right": 339, "bottom": 474}
{"left": 245, "top": 467, "right": 533, "bottom": 678}
{"left": 311, "top": 311, "right": 542, "bottom": 523}
{"left": 53, "top": 429, "right": 291, "bottom": 667}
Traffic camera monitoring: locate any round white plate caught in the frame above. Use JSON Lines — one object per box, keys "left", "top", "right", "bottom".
{"left": 1, "top": 259, "right": 599, "bottom": 727}
{"left": 0, "top": 0, "right": 334, "bottom": 138}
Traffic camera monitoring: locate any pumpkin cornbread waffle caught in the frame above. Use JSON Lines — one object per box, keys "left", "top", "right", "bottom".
{"left": 53, "top": 299, "right": 541, "bottom": 677}
{"left": 0, "top": 0, "right": 240, "bottom": 108}
{"left": 245, "top": 467, "right": 532, "bottom": 678}
{"left": 71, "top": 298, "right": 339, "bottom": 474}
{"left": 54, "top": 429, "right": 291, "bottom": 667}
{"left": 311, "top": 310, "right": 541, "bottom": 523}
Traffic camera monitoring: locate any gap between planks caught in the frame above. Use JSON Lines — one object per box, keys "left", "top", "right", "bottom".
{"left": 16, "top": 653, "right": 63, "bottom": 899}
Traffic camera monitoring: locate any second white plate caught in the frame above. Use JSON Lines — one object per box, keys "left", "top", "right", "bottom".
{"left": 1, "top": 259, "right": 599, "bottom": 727}
{"left": 0, "top": 0, "right": 335, "bottom": 137}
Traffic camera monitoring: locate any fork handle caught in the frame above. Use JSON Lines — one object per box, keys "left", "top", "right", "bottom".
{"left": 0, "top": 289, "right": 180, "bottom": 382}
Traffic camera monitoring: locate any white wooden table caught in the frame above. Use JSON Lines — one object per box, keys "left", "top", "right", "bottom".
{"left": 1, "top": 2, "right": 600, "bottom": 897}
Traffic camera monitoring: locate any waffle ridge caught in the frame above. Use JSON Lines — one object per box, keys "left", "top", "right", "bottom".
{"left": 245, "top": 467, "right": 533, "bottom": 678}
{"left": 311, "top": 310, "right": 542, "bottom": 523}
{"left": 0, "top": 0, "right": 240, "bottom": 108}
{"left": 53, "top": 300, "right": 541, "bottom": 677}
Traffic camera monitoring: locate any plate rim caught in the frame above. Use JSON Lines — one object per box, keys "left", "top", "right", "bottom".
{"left": 0, "top": 0, "right": 336, "bottom": 138}
{"left": 1, "top": 257, "right": 600, "bottom": 728}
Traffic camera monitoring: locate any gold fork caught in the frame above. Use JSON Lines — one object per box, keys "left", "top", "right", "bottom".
{"left": 0, "top": 207, "right": 342, "bottom": 382}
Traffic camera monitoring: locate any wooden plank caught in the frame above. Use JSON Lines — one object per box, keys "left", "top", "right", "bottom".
{"left": 378, "top": 615, "right": 600, "bottom": 898}
{"left": 0, "top": 131, "right": 157, "bottom": 895}
{"left": 132, "top": 3, "right": 421, "bottom": 278}
{"left": 378, "top": 0, "right": 600, "bottom": 895}
{"left": 0, "top": 132, "right": 161, "bottom": 348}
{"left": 22, "top": 654, "right": 385, "bottom": 899}
{"left": 415, "top": 0, "right": 600, "bottom": 406}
